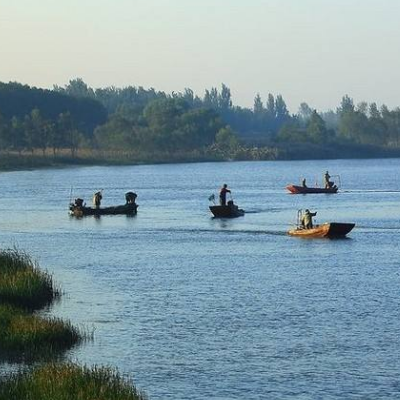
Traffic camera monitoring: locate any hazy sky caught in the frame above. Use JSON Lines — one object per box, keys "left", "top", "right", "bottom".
{"left": 1, "top": 0, "right": 400, "bottom": 112}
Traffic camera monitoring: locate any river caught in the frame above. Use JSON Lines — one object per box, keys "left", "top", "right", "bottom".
{"left": 1, "top": 159, "right": 400, "bottom": 399}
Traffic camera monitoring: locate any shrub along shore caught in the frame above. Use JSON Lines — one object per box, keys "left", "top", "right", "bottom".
{"left": 0, "top": 249, "right": 145, "bottom": 400}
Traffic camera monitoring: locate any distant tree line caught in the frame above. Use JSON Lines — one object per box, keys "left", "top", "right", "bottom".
{"left": 1, "top": 79, "right": 400, "bottom": 160}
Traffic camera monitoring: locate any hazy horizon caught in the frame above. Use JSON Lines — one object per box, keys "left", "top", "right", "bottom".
{"left": 1, "top": 0, "right": 400, "bottom": 112}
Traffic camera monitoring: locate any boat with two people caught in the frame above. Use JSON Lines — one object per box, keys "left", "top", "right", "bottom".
{"left": 287, "top": 209, "right": 355, "bottom": 238}
{"left": 208, "top": 184, "right": 245, "bottom": 218}
{"left": 70, "top": 191, "right": 138, "bottom": 217}
{"left": 286, "top": 171, "right": 340, "bottom": 194}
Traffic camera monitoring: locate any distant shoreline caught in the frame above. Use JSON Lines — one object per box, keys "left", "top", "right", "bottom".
{"left": 2, "top": 144, "right": 400, "bottom": 172}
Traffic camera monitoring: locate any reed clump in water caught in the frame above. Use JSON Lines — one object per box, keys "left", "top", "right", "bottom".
{"left": 0, "top": 304, "right": 82, "bottom": 361}
{"left": 0, "top": 249, "right": 58, "bottom": 310}
{"left": 0, "top": 363, "right": 147, "bottom": 400}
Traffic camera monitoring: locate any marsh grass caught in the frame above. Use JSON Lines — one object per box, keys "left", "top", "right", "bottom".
{"left": 0, "top": 304, "right": 82, "bottom": 362}
{"left": 0, "top": 249, "right": 58, "bottom": 310}
{"left": 0, "top": 363, "right": 147, "bottom": 400}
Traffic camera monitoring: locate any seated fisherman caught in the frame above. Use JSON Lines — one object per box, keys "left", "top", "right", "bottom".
{"left": 125, "top": 192, "right": 137, "bottom": 205}
{"left": 227, "top": 199, "right": 238, "bottom": 211}
{"left": 74, "top": 198, "right": 84, "bottom": 208}
{"left": 301, "top": 209, "right": 317, "bottom": 229}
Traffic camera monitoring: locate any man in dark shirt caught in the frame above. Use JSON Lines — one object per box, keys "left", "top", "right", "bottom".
{"left": 219, "top": 184, "right": 231, "bottom": 206}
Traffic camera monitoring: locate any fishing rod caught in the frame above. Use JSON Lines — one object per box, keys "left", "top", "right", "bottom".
{"left": 68, "top": 186, "right": 73, "bottom": 206}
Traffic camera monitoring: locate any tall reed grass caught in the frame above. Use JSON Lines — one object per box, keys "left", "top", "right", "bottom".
{"left": 0, "top": 304, "right": 82, "bottom": 361}
{"left": 0, "top": 363, "right": 147, "bottom": 400}
{"left": 0, "top": 249, "right": 58, "bottom": 310}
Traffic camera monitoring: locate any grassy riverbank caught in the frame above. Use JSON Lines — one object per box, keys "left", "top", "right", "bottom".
{"left": 0, "top": 363, "right": 146, "bottom": 400}
{"left": 0, "top": 250, "right": 81, "bottom": 361}
{"left": 0, "top": 249, "right": 58, "bottom": 310}
{"left": 0, "top": 249, "right": 147, "bottom": 399}
{"left": 2, "top": 143, "right": 400, "bottom": 172}
{"left": 0, "top": 304, "right": 81, "bottom": 361}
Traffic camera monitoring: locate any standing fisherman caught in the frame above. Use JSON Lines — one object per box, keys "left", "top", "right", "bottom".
{"left": 324, "top": 171, "right": 334, "bottom": 188}
{"left": 93, "top": 190, "right": 102, "bottom": 209}
{"left": 219, "top": 184, "right": 231, "bottom": 206}
{"left": 301, "top": 209, "right": 317, "bottom": 229}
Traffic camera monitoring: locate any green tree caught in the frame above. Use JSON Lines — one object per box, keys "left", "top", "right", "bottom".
{"left": 298, "top": 102, "right": 313, "bottom": 124}
{"left": 55, "top": 78, "right": 95, "bottom": 98}
{"left": 218, "top": 84, "right": 232, "bottom": 110}
{"left": 338, "top": 110, "right": 370, "bottom": 144}
{"left": 215, "top": 126, "right": 239, "bottom": 150}
{"left": 277, "top": 121, "right": 307, "bottom": 142}
{"left": 94, "top": 113, "right": 138, "bottom": 150}
{"left": 265, "top": 94, "right": 276, "bottom": 119}
{"left": 356, "top": 101, "right": 368, "bottom": 115}
{"left": 30, "top": 108, "right": 49, "bottom": 155}
{"left": 337, "top": 95, "right": 355, "bottom": 114}
{"left": 306, "top": 110, "right": 329, "bottom": 144}
{"left": 178, "top": 108, "right": 222, "bottom": 149}
{"left": 253, "top": 93, "right": 264, "bottom": 114}
{"left": 10, "top": 116, "right": 26, "bottom": 154}
{"left": 58, "top": 112, "right": 82, "bottom": 157}
{"left": 0, "top": 111, "right": 12, "bottom": 151}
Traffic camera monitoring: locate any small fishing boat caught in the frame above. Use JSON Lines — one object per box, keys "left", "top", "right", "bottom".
{"left": 70, "top": 203, "right": 138, "bottom": 217}
{"left": 69, "top": 194, "right": 138, "bottom": 217}
{"left": 288, "top": 222, "right": 355, "bottom": 238}
{"left": 209, "top": 201, "right": 245, "bottom": 218}
{"left": 287, "top": 173, "right": 341, "bottom": 194}
{"left": 286, "top": 184, "right": 338, "bottom": 194}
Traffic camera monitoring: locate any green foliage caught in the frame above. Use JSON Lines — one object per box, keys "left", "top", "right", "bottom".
{"left": 0, "top": 363, "right": 146, "bottom": 400}
{"left": 95, "top": 98, "right": 223, "bottom": 152}
{"left": 0, "top": 249, "right": 58, "bottom": 310}
{"left": 215, "top": 126, "right": 240, "bottom": 150}
{"left": 253, "top": 93, "right": 264, "bottom": 114}
{"left": 277, "top": 121, "right": 308, "bottom": 143}
{"left": 0, "top": 82, "right": 107, "bottom": 136}
{"left": 306, "top": 110, "right": 330, "bottom": 144}
{"left": 3, "top": 79, "right": 400, "bottom": 162}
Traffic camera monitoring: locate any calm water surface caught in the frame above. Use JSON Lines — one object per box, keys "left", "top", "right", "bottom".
{"left": 1, "top": 159, "right": 400, "bottom": 399}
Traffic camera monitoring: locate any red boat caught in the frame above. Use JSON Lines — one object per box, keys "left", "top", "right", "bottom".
{"left": 286, "top": 184, "right": 338, "bottom": 194}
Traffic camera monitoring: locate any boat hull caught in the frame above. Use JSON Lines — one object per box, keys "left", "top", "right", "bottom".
{"left": 70, "top": 203, "right": 138, "bottom": 217}
{"left": 286, "top": 185, "right": 338, "bottom": 194}
{"left": 209, "top": 205, "right": 245, "bottom": 218}
{"left": 288, "top": 222, "right": 355, "bottom": 238}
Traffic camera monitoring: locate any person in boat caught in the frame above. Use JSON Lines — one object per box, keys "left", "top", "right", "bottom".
{"left": 302, "top": 178, "right": 307, "bottom": 188}
{"left": 301, "top": 209, "right": 317, "bottom": 229}
{"left": 93, "top": 191, "right": 102, "bottom": 209}
{"left": 125, "top": 191, "right": 137, "bottom": 205}
{"left": 219, "top": 184, "right": 231, "bottom": 206}
{"left": 227, "top": 199, "right": 239, "bottom": 212}
{"left": 324, "top": 171, "right": 334, "bottom": 189}
{"left": 74, "top": 198, "right": 84, "bottom": 208}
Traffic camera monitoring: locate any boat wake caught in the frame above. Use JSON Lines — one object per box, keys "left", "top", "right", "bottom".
{"left": 138, "top": 227, "right": 287, "bottom": 237}
{"left": 342, "top": 189, "right": 400, "bottom": 194}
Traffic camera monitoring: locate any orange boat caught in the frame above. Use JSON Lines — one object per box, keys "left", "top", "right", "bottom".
{"left": 288, "top": 222, "right": 355, "bottom": 238}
